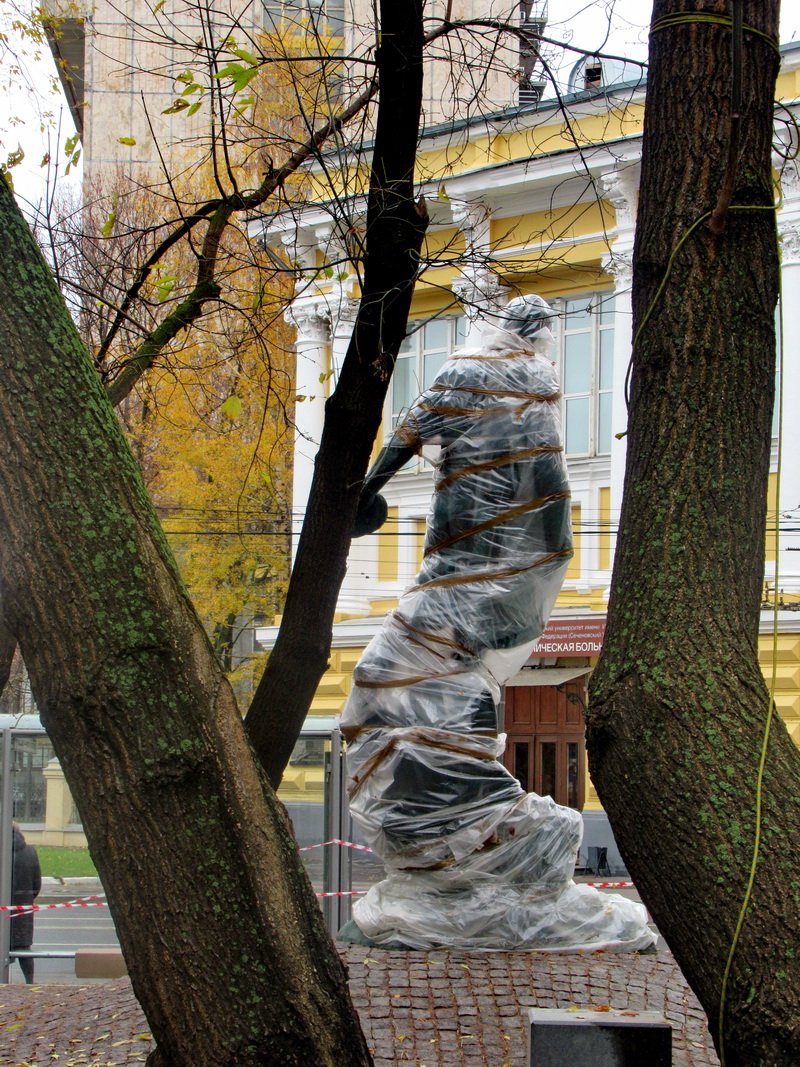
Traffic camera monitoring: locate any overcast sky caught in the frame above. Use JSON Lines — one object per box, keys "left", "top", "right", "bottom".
{"left": 2, "top": 1, "right": 799, "bottom": 212}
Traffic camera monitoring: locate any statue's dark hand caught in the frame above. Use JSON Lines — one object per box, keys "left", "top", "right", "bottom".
{"left": 353, "top": 492, "right": 388, "bottom": 537}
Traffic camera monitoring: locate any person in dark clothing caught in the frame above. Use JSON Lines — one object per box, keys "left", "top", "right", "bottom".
{"left": 11, "top": 824, "right": 42, "bottom": 983}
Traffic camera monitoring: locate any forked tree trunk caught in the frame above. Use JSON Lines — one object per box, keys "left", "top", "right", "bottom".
{"left": 246, "top": 0, "right": 428, "bottom": 788}
{"left": 0, "top": 178, "right": 372, "bottom": 1066}
{"left": 589, "top": 3, "right": 800, "bottom": 1064}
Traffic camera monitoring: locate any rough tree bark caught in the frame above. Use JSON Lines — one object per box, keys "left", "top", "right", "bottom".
{"left": 246, "top": 0, "right": 428, "bottom": 788}
{"left": 589, "top": 3, "right": 800, "bottom": 1064}
{"left": 0, "top": 176, "right": 372, "bottom": 1066}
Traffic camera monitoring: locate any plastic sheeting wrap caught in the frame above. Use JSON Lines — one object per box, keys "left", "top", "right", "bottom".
{"left": 340, "top": 297, "right": 656, "bottom": 952}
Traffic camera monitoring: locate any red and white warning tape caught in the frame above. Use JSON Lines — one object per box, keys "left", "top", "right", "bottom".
{"left": 1, "top": 887, "right": 368, "bottom": 913}
{"left": 300, "top": 838, "right": 374, "bottom": 854}
{"left": 302, "top": 839, "right": 372, "bottom": 897}
{"left": 0, "top": 842, "right": 633, "bottom": 913}
{"left": 0, "top": 894, "right": 106, "bottom": 915}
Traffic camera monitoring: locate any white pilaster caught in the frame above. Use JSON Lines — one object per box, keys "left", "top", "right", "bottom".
{"left": 331, "top": 293, "right": 374, "bottom": 616}
{"left": 329, "top": 292, "right": 360, "bottom": 379}
{"left": 285, "top": 300, "right": 331, "bottom": 559}
{"left": 451, "top": 199, "right": 509, "bottom": 343}
{"left": 600, "top": 163, "right": 640, "bottom": 551}
{"left": 602, "top": 251, "right": 634, "bottom": 527}
{"left": 775, "top": 162, "right": 800, "bottom": 593}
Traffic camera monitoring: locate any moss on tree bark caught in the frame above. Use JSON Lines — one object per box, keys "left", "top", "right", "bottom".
{"left": 589, "top": 3, "right": 800, "bottom": 1064}
{"left": 0, "top": 176, "right": 373, "bottom": 1066}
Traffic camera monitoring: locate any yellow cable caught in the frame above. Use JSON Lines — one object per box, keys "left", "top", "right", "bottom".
{"left": 716, "top": 208, "right": 783, "bottom": 1067}
{"left": 627, "top": 202, "right": 780, "bottom": 408}
{"left": 650, "top": 13, "right": 780, "bottom": 56}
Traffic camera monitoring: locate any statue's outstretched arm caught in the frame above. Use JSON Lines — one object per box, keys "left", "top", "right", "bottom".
{"left": 353, "top": 414, "right": 422, "bottom": 537}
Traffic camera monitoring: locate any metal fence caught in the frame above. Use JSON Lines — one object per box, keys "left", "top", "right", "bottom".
{"left": 0, "top": 714, "right": 382, "bottom": 983}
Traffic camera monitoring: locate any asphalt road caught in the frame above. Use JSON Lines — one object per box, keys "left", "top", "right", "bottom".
{"left": 6, "top": 903, "right": 119, "bottom": 985}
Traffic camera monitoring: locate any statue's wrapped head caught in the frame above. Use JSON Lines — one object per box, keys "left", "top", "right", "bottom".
{"left": 498, "top": 294, "right": 556, "bottom": 343}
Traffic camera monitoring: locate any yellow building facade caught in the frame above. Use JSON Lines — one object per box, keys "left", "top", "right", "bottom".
{"left": 254, "top": 39, "right": 800, "bottom": 867}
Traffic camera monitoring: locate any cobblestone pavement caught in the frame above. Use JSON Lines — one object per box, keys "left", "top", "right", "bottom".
{"left": 0, "top": 945, "right": 719, "bottom": 1066}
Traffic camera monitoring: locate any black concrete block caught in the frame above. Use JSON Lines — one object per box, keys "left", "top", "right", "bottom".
{"left": 528, "top": 1007, "right": 672, "bottom": 1066}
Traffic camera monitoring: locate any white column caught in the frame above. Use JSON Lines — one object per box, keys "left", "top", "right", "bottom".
{"left": 451, "top": 199, "right": 509, "bottom": 344}
{"left": 600, "top": 163, "right": 640, "bottom": 557}
{"left": 602, "top": 252, "right": 634, "bottom": 526}
{"left": 331, "top": 294, "right": 374, "bottom": 616}
{"left": 285, "top": 301, "right": 331, "bottom": 560}
{"left": 329, "top": 292, "right": 360, "bottom": 378}
{"left": 776, "top": 180, "right": 800, "bottom": 593}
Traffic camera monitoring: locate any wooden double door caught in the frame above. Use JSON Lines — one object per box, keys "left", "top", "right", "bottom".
{"left": 502, "top": 679, "right": 586, "bottom": 809}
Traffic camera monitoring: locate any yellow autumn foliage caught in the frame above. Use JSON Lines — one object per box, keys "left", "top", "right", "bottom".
{"left": 125, "top": 316, "right": 294, "bottom": 701}
{"left": 54, "top": 18, "right": 358, "bottom": 697}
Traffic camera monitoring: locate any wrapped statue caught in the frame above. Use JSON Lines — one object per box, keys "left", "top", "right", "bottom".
{"left": 339, "top": 295, "right": 655, "bottom": 952}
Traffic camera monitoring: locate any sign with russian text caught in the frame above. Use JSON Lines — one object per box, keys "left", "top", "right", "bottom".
{"left": 529, "top": 617, "right": 607, "bottom": 656}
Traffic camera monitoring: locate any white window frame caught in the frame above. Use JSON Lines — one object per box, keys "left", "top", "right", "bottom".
{"left": 387, "top": 314, "right": 467, "bottom": 442}
{"left": 552, "top": 291, "right": 615, "bottom": 459}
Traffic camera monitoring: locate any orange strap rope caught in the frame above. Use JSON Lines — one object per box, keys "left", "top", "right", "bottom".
{"left": 425, "top": 491, "right": 571, "bottom": 556}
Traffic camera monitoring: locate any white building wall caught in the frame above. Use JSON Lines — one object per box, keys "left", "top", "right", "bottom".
{"left": 774, "top": 158, "right": 800, "bottom": 595}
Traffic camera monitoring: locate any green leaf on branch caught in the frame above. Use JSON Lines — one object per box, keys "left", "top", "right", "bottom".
{"left": 220, "top": 395, "right": 243, "bottom": 421}
{"left": 4, "top": 145, "right": 24, "bottom": 170}
{"left": 216, "top": 62, "right": 259, "bottom": 95}
{"left": 63, "top": 133, "right": 81, "bottom": 174}
{"left": 156, "top": 275, "right": 177, "bottom": 302}
{"left": 231, "top": 48, "right": 259, "bottom": 65}
{"left": 162, "top": 98, "right": 190, "bottom": 115}
{"left": 100, "top": 195, "right": 118, "bottom": 238}
{"left": 118, "top": 136, "right": 137, "bottom": 146}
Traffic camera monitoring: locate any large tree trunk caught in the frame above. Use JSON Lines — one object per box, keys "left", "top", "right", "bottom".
{"left": 0, "top": 180, "right": 372, "bottom": 1066}
{"left": 589, "top": 3, "right": 800, "bottom": 1064}
{"left": 246, "top": 0, "right": 427, "bottom": 788}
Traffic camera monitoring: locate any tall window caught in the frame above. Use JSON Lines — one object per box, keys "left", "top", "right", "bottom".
{"left": 12, "top": 735, "right": 55, "bottom": 824}
{"left": 390, "top": 316, "right": 467, "bottom": 430}
{"left": 264, "top": 0, "right": 344, "bottom": 35}
{"left": 555, "top": 293, "right": 615, "bottom": 457}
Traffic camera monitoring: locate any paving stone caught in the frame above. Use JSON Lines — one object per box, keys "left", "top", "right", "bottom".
{"left": 0, "top": 945, "right": 722, "bottom": 1066}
